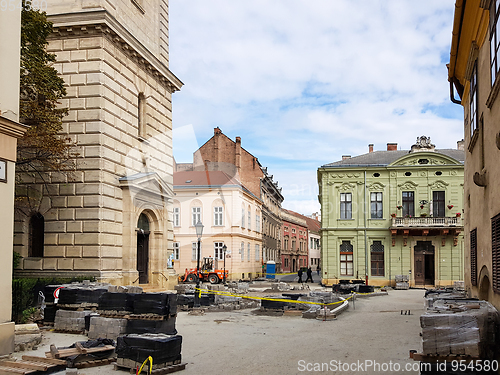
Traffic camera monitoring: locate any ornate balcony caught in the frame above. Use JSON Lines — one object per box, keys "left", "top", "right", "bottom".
{"left": 391, "top": 216, "right": 462, "bottom": 228}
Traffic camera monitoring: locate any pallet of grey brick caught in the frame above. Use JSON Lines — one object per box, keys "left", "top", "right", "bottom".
{"left": 126, "top": 318, "right": 176, "bottom": 335}
{"left": 88, "top": 316, "right": 128, "bottom": 340}
{"left": 395, "top": 282, "right": 409, "bottom": 290}
{"left": 395, "top": 275, "right": 409, "bottom": 282}
{"left": 133, "top": 293, "right": 177, "bottom": 316}
{"left": 54, "top": 310, "right": 92, "bottom": 332}
{"left": 420, "top": 300, "right": 499, "bottom": 357}
{"left": 116, "top": 334, "right": 182, "bottom": 365}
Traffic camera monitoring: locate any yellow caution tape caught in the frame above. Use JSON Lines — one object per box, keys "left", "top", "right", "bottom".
{"left": 194, "top": 287, "right": 358, "bottom": 306}
{"left": 137, "top": 356, "right": 152, "bottom": 375}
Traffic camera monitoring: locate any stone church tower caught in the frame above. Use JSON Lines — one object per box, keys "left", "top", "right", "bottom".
{"left": 14, "top": 0, "right": 182, "bottom": 288}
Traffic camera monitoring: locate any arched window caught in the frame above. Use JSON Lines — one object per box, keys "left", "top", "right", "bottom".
{"left": 29, "top": 213, "right": 44, "bottom": 257}
{"left": 370, "top": 241, "right": 385, "bottom": 276}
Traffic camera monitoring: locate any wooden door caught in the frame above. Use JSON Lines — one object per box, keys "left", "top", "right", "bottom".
{"left": 137, "top": 232, "right": 149, "bottom": 284}
{"left": 414, "top": 252, "right": 425, "bottom": 285}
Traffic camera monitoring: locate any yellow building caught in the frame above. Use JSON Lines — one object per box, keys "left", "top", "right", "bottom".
{"left": 448, "top": 0, "right": 500, "bottom": 307}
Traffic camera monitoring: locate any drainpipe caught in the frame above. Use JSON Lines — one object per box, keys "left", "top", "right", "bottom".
{"left": 364, "top": 171, "right": 368, "bottom": 285}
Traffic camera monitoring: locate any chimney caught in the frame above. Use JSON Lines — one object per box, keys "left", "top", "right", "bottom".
{"left": 235, "top": 136, "right": 241, "bottom": 174}
{"left": 342, "top": 155, "right": 351, "bottom": 160}
{"left": 214, "top": 127, "right": 221, "bottom": 135}
{"left": 387, "top": 143, "right": 398, "bottom": 151}
{"left": 369, "top": 144, "right": 374, "bottom": 153}
{"left": 457, "top": 139, "right": 464, "bottom": 151}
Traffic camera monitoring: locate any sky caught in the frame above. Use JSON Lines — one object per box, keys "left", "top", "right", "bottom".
{"left": 169, "top": 0, "right": 464, "bottom": 216}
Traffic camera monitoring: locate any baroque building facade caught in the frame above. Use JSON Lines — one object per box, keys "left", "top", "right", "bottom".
{"left": 448, "top": 0, "right": 500, "bottom": 308}
{"left": 173, "top": 171, "right": 263, "bottom": 280}
{"left": 176, "top": 128, "right": 284, "bottom": 272}
{"left": 281, "top": 209, "right": 308, "bottom": 273}
{"left": 13, "top": 0, "right": 182, "bottom": 288}
{"left": 317, "top": 137, "right": 465, "bottom": 287}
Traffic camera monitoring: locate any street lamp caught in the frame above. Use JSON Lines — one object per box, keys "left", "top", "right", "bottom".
{"left": 222, "top": 244, "right": 227, "bottom": 283}
{"left": 194, "top": 220, "right": 204, "bottom": 307}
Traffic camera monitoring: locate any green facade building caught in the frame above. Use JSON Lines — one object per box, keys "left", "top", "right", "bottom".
{"left": 317, "top": 137, "right": 465, "bottom": 287}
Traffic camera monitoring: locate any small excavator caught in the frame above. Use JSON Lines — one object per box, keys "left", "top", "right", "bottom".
{"left": 179, "top": 257, "right": 228, "bottom": 284}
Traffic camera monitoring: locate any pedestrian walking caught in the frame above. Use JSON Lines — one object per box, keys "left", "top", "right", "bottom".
{"left": 305, "top": 267, "right": 314, "bottom": 283}
{"left": 297, "top": 268, "right": 303, "bottom": 283}
{"left": 316, "top": 265, "right": 321, "bottom": 276}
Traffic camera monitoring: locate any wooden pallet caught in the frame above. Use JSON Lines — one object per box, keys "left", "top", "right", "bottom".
{"left": 114, "top": 362, "right": 186, "bottom": 374}
{"left": 46, "top": 343, "right": 115, "bottom": 359}
{"left": 73, "top": 357, "right": 116, "bottom": 369}
{"left": 128, "top": 314, "right": 165, "bottom": 321}
{"left": 0, "top": 356, "right": 66, "bottom": 374}
{"left": 52, "top": 329, "right": 85, "bottom": 335}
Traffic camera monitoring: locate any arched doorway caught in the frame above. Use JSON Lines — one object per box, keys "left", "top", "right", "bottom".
{"left": 137, "top": 213, "right": 150, "bottom": 284}
{"left": 414, "top": 241, "right": 435, "bottom": 285}
{"left": 292, "top": 258, "right": 296, "bottom": 272}
{"left": 479, "top": 275, "right": 490, "bottom": 301}
{"left": 29, "top": 213, "right": 45, "bottom": 257}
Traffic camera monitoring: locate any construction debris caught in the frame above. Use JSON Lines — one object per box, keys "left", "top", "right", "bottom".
{"left": 0, "top": 356, "right": 66, "bottom": 374}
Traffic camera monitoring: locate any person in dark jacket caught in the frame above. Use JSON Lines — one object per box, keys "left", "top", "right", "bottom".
{"left": 305, "top": 267, "right": 314, "bottom": 283}
{"left": 297, "top": 268, "right": 303, "bottom": 283}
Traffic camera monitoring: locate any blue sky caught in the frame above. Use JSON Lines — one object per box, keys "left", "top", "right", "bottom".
{"left": 169, "top": 0, "right": 464, "bottom": 215}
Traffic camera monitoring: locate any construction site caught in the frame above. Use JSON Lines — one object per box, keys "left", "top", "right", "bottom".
{"left": 3, "top": 276, "right": 497, "bottom": 375}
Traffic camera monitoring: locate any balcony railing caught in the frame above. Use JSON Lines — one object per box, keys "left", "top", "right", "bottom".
{"left": 391, "top": 216, "right": 462, "bottom": 228}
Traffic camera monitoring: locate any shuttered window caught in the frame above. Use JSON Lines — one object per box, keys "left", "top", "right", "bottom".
{"left": 470, "top": 229, "right": 477, "bottom": 286}
{"left": 340, "top": 241, "right": 354, "bottom": 276}
{"left": 492, "top": 214, "right": 500, "bottom": 293}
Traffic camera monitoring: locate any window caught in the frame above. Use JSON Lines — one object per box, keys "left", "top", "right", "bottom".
{"left": 291, "top": 239, "right": 296, "bottom": 251}
{"left": 241, "top": 208, "right": 245, "bottom": 228}
{"left": 192, "top": 207, "right": 201, "bottom": 226}
{"left": 247, "top": 243, "right": 251, "bottom": 262}
{"left": 370, "top": 241, "right": 384, "bottom": 276}
{"left": 248, "top": 211, "right": 251, "bottom": 230}
{"left": 310, "top": 238, "right": 313, "bottom": 248}
{"left": 340, "top": 241, "right": 353, "bottom": 276}
{"left": 284, "top": 237, "right": 289, "bottom": 250}
{"left": 214, "top": 206, "right": 223, "bottom": 226}
{"left": 432, "top": 191, "right": 445, "bottom": 217}
{"left": 256, "top": 215, "right": 261, "bottom": 233}
{"left": 491, "top": 0, "right": 500, "bottom": 86}
{"left": 28, "top": 213, "right": 44, "bottom": 257}
{"left": 192, "top": 242, "right": 201, "bottom": 260}
{"left": 138, "top": 93, "right": 146, "bottom": 138}
{"left": 470, "top": 61, "right": 478, "bottom": 139}
{"left": 471, "top": 229, "right": 477, "bottom": 287}
{"left": 370, "top": 192, "right": 383, "bottom": 219}
{"left": 214, "top": 242, "right": 224, "bottom": 260}
{"left": 402, "top": 191, "right": 414, "bottom": 217}
{"left": 173, "top": 242, "right": 180, "bottom": 260}
{"left": 173, "top": 207, "right": 180, "bottom": 227}
{"left": 492, "top": 213, "right": 500, "bottom": 293}
{"left": 340, "top": 193, "right": 352, "bottom": 219}
{"left": 255, "top": 244, "right": 260, "bottom": 261}
{"left": 241, "top": 242, "right": 245, "bottom": 261}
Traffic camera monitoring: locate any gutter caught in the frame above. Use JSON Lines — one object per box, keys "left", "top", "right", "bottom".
{"left": 448, "top": 0, "right": 466, "bottom": 103}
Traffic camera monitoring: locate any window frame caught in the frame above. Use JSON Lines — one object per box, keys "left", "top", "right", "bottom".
{"left": 490, "top": 0, "right": 500, "bottom": 87}
{"left": 241, "top": 208, "right": 245, "bottom": 228}
{"left": 402, "top": 191, "right": 414, "bottom": 217}
{"left": 340, "top": 192, "right": 352, "bottom": 219}
{"left": 213, "top": 206, "right": 223, "bottom": 226}
{"left": 370, "top": 241, "right": 385, "bottom": 277}
{"left": 432, "top": 191, "right": 446, "bottom": 218}
{"left": 192, "top": 242, "right": 201, "bottom": 261}
{"left": 214, "top": 242, "right": 224, "bottom": 260}
{"left": 370, "top": 192, "right": 383, "bottom": 219}
{"left": 241, "top": 242, "right": 245, "bottom": 261}
{"left": 247, "top": 243, "right": 251, "bottom": 262}
{"left": 255, "top": 244, "right": 260, "bottom": 261}
{"left": 191, "top": 206, "right": 201, "bottom": 226}
{"left": 173, "top": 242, "right": 180, "bottom": 260}
{"left": 470, "top": 61, "right": 478, "bottom": 142}
{"left": 340, "top": 240, "right": 354, "bottom": 276}
{"left": 28, "top": 213, "right": 45, "bottom": 258}
{"left": 173, "top": 207, "right": 180, "bottom": 227}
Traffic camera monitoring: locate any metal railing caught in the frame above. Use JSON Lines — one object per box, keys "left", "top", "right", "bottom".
{"left": 391, "top": 216, "right": 462, "bottom": 227}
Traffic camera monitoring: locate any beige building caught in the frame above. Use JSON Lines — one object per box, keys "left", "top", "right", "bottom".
{"left": 448, "top": 0, "right": 500, "bottom": 307}
{"left": 13, "top": 0, "right": 182, "bottom": 288}
{"left": 0, "top": 7, "right": 29, "bottom": 355}
{"left": 173, "top": 171, "right": 263, "bottom": 280}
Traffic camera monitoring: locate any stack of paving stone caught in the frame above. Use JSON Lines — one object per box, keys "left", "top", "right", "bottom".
{"left": 420, "top": 300, "right": 499, "bottom": 357}
{"left": 88, "top": 316, "right": 128, "bottom": 340}
{"left": 395, "top": 275, "right": 409, "bottom": 290}
{"left": 54, "top": 310, "right": 92, "bottom": 332}
{"left": 115, "top": 334, "right": 182, "bottom": 371}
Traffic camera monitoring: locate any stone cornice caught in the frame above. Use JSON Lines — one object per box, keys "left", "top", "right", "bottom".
{"left": 47, "top": 10, "right": 183, "bottom": 93}
{"left": 0, "top": 116, "right": 29, "bottom": 139}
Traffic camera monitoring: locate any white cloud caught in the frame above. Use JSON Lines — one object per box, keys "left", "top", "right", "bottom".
{"left": 170, "top": 0, "right": 464, "bottom": 215}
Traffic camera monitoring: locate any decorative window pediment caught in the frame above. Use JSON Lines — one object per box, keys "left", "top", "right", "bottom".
{"left": 367, "top": 182, "right": 386, "bottom": 191}
{"left": 335, "top": 182, "right": 356, "bottom": 191}
{"left": 428, "top": 180, "right": 449, "bottom": 189}
{"left": 398, "top": 181, "right": 418, "bottom": 190}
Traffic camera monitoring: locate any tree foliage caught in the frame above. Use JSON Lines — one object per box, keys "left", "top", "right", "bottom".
{"left": 17, "top": 6, "right": 74, "bottom": 177}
